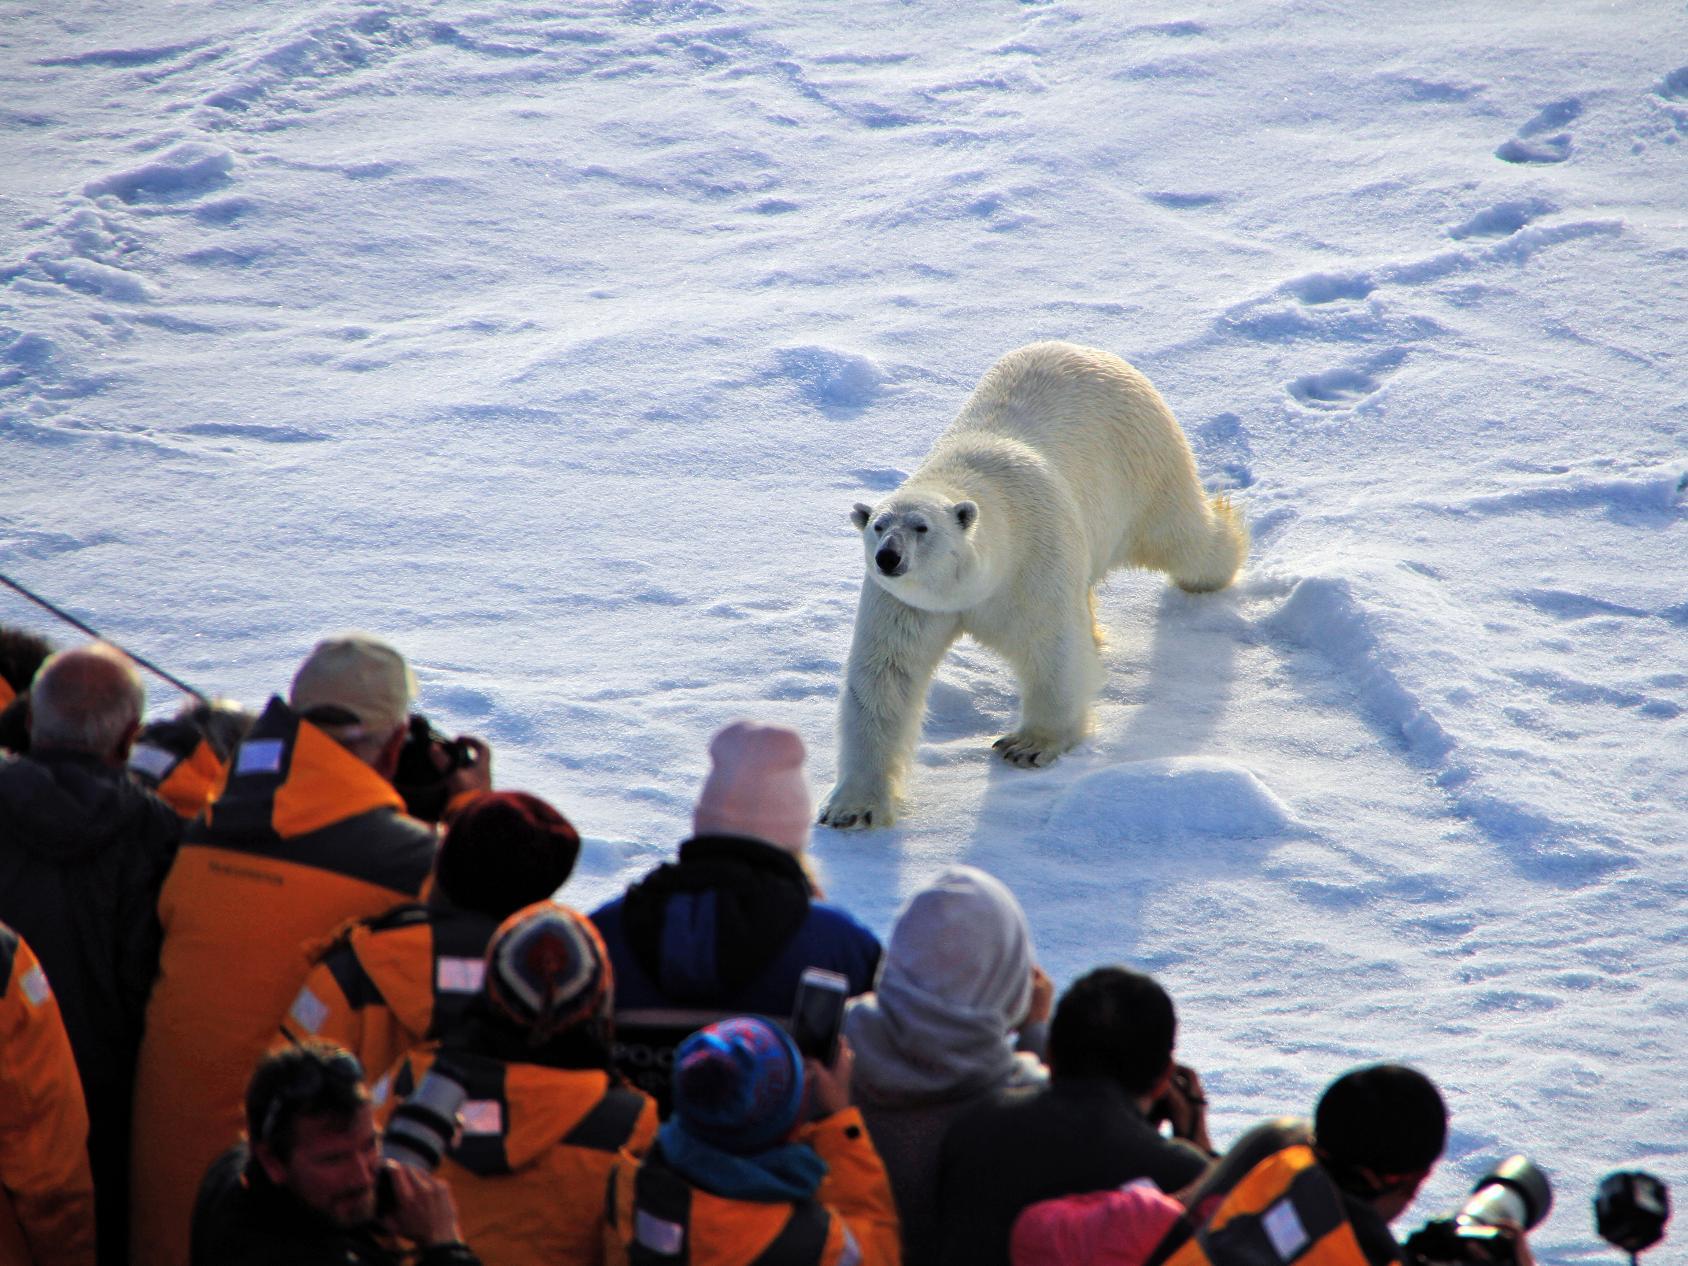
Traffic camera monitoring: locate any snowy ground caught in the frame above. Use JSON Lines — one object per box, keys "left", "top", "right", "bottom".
{"left": 4, "top": 2, "right": 1686, "bottom": 1258}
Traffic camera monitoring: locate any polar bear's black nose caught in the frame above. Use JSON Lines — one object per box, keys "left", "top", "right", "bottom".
{"left": 876, "top": 547, "right": 905, "bottom": 576}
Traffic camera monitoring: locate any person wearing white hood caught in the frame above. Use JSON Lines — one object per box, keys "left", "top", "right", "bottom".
{"left": 842, "top": 865, "right": 1052, "bottom": 1266}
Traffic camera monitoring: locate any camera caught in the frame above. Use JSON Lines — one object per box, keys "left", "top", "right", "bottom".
{"left": 1404, "top": 1155, "right": 1552, "bottom": 1266}
{"left": 382, "top": 1064, "right": 468, "bottom": 1172}
{"left": 1595, "top": 1171, "right": 1669, "bottom": 1257}
{"left": 790, "top": 967, "right": 849, "bottom": 1064}
{"left": 394, "top": 713, "right": 479, "bottom": 822}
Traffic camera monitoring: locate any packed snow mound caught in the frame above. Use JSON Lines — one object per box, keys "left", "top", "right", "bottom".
{"left": 1047, "top": 757, "right": 1297, "bottom": 842}
{"left": 774, "top": 344, "right": 887, "bottom": 411}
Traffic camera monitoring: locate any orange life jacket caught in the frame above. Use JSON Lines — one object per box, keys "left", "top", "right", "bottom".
{"left": 129, "top": 697, "right": 437, "bottom": 1266}
{"left": 0, "top": 922, "right": 97, "bottom": 1266}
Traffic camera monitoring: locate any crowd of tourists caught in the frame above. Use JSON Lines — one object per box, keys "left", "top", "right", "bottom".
{"left": 0, "top": 626, "right": 1537, "bottom": 1266}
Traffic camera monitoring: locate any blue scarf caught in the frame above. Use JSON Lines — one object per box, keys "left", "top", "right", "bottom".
{"left": 658, "top": 1120, "right": 828, "bottom": 1203}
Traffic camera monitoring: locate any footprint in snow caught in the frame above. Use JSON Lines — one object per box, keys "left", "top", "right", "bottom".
{"left": 1496, "top": 97, "right": 1580, "bottom": 164}
{"left": 1286, "top": 351, "right": 1403, "bottom": 410}
{"left": 1448, "top": 197, "right": 1556, "bottom": 241}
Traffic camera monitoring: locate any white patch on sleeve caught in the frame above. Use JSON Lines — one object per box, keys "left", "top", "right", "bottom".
{"left": 838, "top": 1223, "right": 861, "bottom": 1266}
{"left": 128, "top": 743, "right": 178, "bottom": 781}
{"left": 20, "top": 964, "right": 51, "bottom": 1007}
{"left": 236, "top": 738, "right": 285, "bottom": 775}
{"left": 371, "top": 1073, "right": 393, "bottom": 1106}
{"left": 435, "top": 956, "right": 485, "bottom": 994}
{"left": 1263, "top": 1198, "right": 1310, "bottom": 1261}
{"left": 288, "top": 986, "right": 328, "bottom": 1034}
{"left": 634, "top": 1210, "right": 685, "bottom": 1256}
{"left": 460, "top": 1099, "right": 503, "bottom": 1136}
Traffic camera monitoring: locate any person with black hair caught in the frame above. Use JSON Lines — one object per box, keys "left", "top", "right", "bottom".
{"left": 281, "top": 790, "right": 582, "bottom": 1080}
{"left": 933, "top": 967, "right": 1213, "bottom": 1266}
{"left": 190, "top": 1039, "right": 478, "bottom": 1266}
{"left": 0, "top": 643, "right": 180, "bottom": 1265}
{"left": 1145, "top": 1064, "right": 1536, "bottom": 1266}
{"left": 0, "top": 624, "right": 54, "bottom": 754}
{"left": 378, "top": 901, "right": 658, "bottom": 1266}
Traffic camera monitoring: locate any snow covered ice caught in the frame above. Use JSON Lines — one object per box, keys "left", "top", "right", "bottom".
{"left": 4, "top": 2, "right": 1686, "bottom": 1259}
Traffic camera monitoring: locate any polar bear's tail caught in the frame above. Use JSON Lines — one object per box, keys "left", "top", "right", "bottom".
{"left": 1170, "top": 493, "right": 1249, "bottom": 593}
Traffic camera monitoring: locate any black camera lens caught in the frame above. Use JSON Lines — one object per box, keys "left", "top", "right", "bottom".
{"left": 1596, "top": 1171, "right": 1669, "bottom": 1254}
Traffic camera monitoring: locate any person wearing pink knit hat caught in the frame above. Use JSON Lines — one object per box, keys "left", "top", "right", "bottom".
{"left": 691, "top": 721, "right": 814, "bottom": 855}
{"left": 590, "top": 720, "right": 881, "bottom": 1114}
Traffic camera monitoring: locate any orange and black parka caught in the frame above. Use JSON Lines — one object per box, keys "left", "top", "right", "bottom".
{"left": 129, "top": 696, "right": 438, "bottom": 1266}
{"left": 127, "top": 717, "right": 229, "bottom": 821}
{"left": 0, "top": 921, "right": 98, "bottom": 1266}
{"left": 376, "top": 1047, "right": 657, "bottom": 1266}
{"left": 282, "top": 902, "right": 501, "bottom": 1082}
{"left": 606, "top": 1108, "right": 903, "bottom": 1266}
{"left": 1148, "top": 1144, "right": 1401, "bottom": 1266}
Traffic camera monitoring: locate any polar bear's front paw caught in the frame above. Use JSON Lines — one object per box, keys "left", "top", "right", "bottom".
{"left": 818, "top": 785, "right": 895, "bottom": 830}
{"left": 992, "top": 731, "right": 1075, "bottom": 769}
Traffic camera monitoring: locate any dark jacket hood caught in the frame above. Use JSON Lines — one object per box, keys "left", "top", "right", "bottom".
{"left": 619, "top": 834, "right": 812, "bottom": 1004}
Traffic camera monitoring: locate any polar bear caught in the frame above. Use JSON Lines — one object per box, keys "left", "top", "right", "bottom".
{"left": 818, "top": 341, "right": 1247, "bottom": 829}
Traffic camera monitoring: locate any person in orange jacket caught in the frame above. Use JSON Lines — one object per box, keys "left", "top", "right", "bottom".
{"left": 130, "top": 633, "right": 492, "bottom": 1266}
{"left": 378, "top": 900, "right": 658, "bottom": 1266}
{"left": 0, "top": 920, "right": 98, "bottom": 1266}
{"left": 606, "top": 1016, "right": 901, "bottom": 1266}
{"left": 127, "top": 699, "right": 254, "bottom": 821}
{"left": 282, "top": 790, "right": 582, "bottom": 1081}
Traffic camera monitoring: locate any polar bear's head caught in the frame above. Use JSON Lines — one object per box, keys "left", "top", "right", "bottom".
{"left": 851, "top": 494, "right": 984, "bottom": 612}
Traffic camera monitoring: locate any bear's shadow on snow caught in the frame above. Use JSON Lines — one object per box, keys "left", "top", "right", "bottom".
{"left": 954, "top": 582, "right": 1287, "bottom": 964}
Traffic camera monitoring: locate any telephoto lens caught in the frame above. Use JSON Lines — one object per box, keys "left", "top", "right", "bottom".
{"left": 1595, "top": 1171, "right": 1669, "bottom": 1256}
{"left": 1459, "top": 1155, "right": 1553, "bottom": 1231}
{"left": 382, "top": 1066, "right": 468, "bottom": 1171}
{"left": 1404, "top": 1155, "right": 1552, "bottom": 1265}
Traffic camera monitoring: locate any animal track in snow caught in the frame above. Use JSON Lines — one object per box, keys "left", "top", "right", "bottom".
{"left": 1496, "top": 97, "right": 1581, "bottom": 163}
{"left": 1287, "top": 350, "right": 1403, "bottom": 410}
{"left": 1448, "top": 198, "right": 1556, "bottom": 241}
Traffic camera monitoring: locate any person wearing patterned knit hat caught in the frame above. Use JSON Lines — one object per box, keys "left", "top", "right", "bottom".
{"left": 282, "top": 790, "right": 582, "bottom": 1082}
{"left": 606, "top": 1015, "right": 901, "bottom": 1266}
{"left": 591, "top": 721, "right": 881, "bottom": 1112}
{"left": 379, "top": 900, "right": 657, "bottom": 1266}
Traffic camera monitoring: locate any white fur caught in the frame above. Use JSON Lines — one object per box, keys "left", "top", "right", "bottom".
{"left": 819, "top": 341, "right": 1247, "bottom": 829}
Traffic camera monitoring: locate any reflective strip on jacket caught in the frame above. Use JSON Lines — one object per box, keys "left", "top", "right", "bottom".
{"left": 130, "top": 697, "right": 437, "bottom": 1266}
{"left": 282, "top": 903, "right": 498, "bottom": 1080}
{"left": 129, "top": 732, "right": 228, "bottom": 821}
{"left": 0, "top": 922, "right": 97, "bottom": 1266}
{"left": 1152, "top": 1145, "right": 1393, "bottom": 1266}
{"left": 378, "top": 1048, "right": 657, "bottom": 1266}
{"left": 605, "top": 1108, "right": 901, "bottom": 1266}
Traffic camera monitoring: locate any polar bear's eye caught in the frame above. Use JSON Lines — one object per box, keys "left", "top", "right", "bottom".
{"left": 914, "top": 524, "right": 928, "bottom": 534}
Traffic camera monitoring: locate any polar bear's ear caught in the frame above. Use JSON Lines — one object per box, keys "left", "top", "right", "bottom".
{"left": 851, "top": 503, "right": 873, "bottom": 531}
{"left": 954, "top": 500, "right": 978, "bottom": 531}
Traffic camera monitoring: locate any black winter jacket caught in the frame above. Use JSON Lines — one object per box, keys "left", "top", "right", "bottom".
{"left": 0, "top": 750, "right": 179, "bottom": 1108}
{"left": 935, "top": 1076, "right": 1212, "bottom": 1266}
{"left": 191, "top": 1145, "right": 482, "bottom": 1266}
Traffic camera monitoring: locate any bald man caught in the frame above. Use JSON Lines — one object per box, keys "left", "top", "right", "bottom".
{"left": 0, "top": 643, "right": 181, "bottom": 1266}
